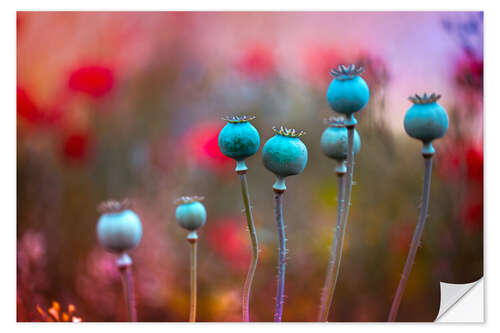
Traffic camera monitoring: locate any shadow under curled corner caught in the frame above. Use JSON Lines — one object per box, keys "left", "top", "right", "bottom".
{"left": 435, "top": 278, "right": 484, "bottom": 322}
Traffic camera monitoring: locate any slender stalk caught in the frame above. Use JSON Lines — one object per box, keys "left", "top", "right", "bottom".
{"left": 318, "top": 172, "right": 346, "bottom": 321}
{"left": 316, "top": 126, "right": 355, "bottom": 321}
{"left": 188, "top": 235, "right": 198, "bottom": 322}
{"left": 388, "top": 157, "right": 433, "bottom": 321}
{"left": 342, "top": 126, "right": 356, "bottom": 239}
{"left": 238, "top": 172, "right": 259, "bottom": 322}
{"left": 273, "top": 189, "right": 286, "bottom": 322}
{"left": 117, "top": 255, "right": 137, "bottom": 322}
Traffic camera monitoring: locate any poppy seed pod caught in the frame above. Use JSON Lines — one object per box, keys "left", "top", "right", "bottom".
{"left": 175, "top": 196, "right": 207, "bottom": 231}
{"left": 262, "top": 126, "right": 308, "bottom": 191}
{"left": 218, "top": 115, "right": 260, "bottom": 173}
{"left": 320, "top": 117, "right": 361, "bottom": 162}
{"left": 96, "top": 200, "right": 142, "bottom": 253}
{"left": 404, "top": 93, "right": 449, "bottom": 156}
{"left": 326, "top": 64, "right": 370, "bottom": 125}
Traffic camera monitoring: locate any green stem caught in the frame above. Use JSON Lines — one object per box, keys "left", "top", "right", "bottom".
{"left": 188, "top": 233, "right": 198, "bottom": 322}
{"left": 318, "top": 171, "right": 346, "bottom": 321}
{"left": 273, "top": 189, "right": 286, "bottom": 322}
{"left": 239, "top": 172, "right": 259, "bottom": 322}
{"left": 388, "top": 157, "right": 433, "bottom": 321}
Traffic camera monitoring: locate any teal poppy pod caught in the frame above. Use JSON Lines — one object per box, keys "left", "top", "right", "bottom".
{"left": 262, "top": 126, "right": 308, "bottom": 191}
{"left": 326, "top": 64, "right": 370, "bottom": 125}
{"left": 175, "top": 196, "right": 207, "bottom": 231}
{"left": 218, "top": 115, "right": 260, "bottom": 173}
{"left": 97, "top": 200, "right": 142, "bottom": 253}
{"left": 404, "top": 93, "right": 449, "bottom": 156}
{"left": 320, "top": 117, "right": 361, "bottom": 162}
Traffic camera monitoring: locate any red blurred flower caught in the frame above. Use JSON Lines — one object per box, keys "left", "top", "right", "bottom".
{"left": 183, "top": 122, "right": 232, "bottom": 174}
{"left": 465, "top": 144, "right": 483, "bottom": 182}
{"left": 438, "top": 143, "right": 483, "bottom": 183}
{"left": 17, "top": 87, "right": 38, "bottom": 121}
{"left": 206, "top": 218, "right": 251, "bottom": 271}
{"left": 17, "top": 86, "right": 61, "bottom": 125}
{"left": 454, "top": 51, "right": 483, "bottom": 92}
{"left": 237, "top": 43, "right": 276, "bottom": 79}
{"left": 68, "top": 65, "right": 115, "bottom": 98}
{"left": 61, "top": 131, "right": 92, "bottom": 164}
{"left": 303, "top": 45, "right": 343, "bottom": 87}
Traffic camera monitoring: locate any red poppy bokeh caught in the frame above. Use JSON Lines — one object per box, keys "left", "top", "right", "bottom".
{"left": 303, "top": 45, "right": 343, "bottom": 87}
{"left": 183, "top": 122, "right": 233, "bottom": 175}
{"left": 61, "top": 131, "right": 93, "bottom": 164}
{"left": 465, "top": 144, "right": 483, "bottom": 182}
{"left": 17, "top": 86, "right": 61, "bottom": 125}
{"left": 237, "top": 43, "right": 276, "bottom": 80}
{"left": 68, "top": 65, "right": 115, "bottom": 98}
{"left": 206, "top": 218, "right": 251, "bottom": 271}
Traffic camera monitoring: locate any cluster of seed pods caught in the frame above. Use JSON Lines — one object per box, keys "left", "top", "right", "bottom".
{"left": 218, "top": 115, "right": 308, "bottom": 322}
{"left": 94, "top": 63, "right": 449, "bottom": 323}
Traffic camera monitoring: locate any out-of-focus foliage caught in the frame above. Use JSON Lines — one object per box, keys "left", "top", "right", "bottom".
{"left": 17, "top": 12, "right": 482, "bottom": 322}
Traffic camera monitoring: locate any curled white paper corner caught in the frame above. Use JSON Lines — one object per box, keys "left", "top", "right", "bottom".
{"left": 435, "top": 278, "right": 483, "bottom": 322}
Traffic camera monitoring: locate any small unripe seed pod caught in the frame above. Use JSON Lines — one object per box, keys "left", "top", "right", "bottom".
{"left": 96, "top": 199, "right": 142, "bottom": 253}
{"left": 175, "top": 196, "right": 207, "bottom": 231}
{"left": 320, "top": 117, "right": 361, "bottom": 162}
{"left": 218, "top": 115, "right": 260, "bottom": 173}
{"left": 404, "top": 93, "right": 449, "bottom": 156}
{"left": 262, "top": 126, "right": 308, "bottom": 191}
{"left": 326, "top": 64, "right": 370, "bottom": 123}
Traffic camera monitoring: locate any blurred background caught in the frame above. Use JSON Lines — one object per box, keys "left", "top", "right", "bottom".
{"left": 17, "top": 12, "right": 483, "bottom": 322}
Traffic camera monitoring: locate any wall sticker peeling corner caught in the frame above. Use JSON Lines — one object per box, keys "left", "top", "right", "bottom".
{"left": 435, "top": 278, "right": 483, "bottom": 322}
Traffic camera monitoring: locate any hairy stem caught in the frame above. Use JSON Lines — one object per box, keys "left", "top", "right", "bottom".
{"left": 273, "top": 190, "right": 286, "bottom": 322}
{"left": 317, "top": 126, "right": 356, "bottom": 321}
{"left": 189, "top": 238, "right": 198, "bottom": 322}
{"left": 388, "top": 157, "right": 433, "bottom": 321}
{"left": 118, "top": 260, "right": 137, "bottom": 322}
{"left": 239, "top": 172, "right": 259, "bottom": 322}
{"left": 318, "top": 173, "right": 346, "bottom": 321}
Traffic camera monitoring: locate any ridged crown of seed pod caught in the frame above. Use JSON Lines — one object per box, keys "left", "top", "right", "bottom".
{"left": 175, "top": 196, "right": 207, "bottom": 231}
{"left": 320, "top": 117, "right": 361, "bottom": 161}
{"left": 326, "top": 64, "right": 370, "bottom": 116}
{"left": 262, "top": 126, "right": 308, "bottom": 178}
{"left": 404, "top": 93, "right": 449, "bottom": 143}
{"left": 218, "top": 115, "right": 260, "bottom": 161}
{"left": 96, "top": 199, "right": 142, "bottom": 253}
